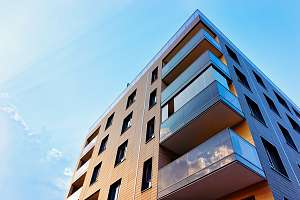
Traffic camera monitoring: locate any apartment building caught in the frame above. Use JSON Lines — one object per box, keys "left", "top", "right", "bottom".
{"left": 65, "top": 10, "right": 300, "bottom": 200}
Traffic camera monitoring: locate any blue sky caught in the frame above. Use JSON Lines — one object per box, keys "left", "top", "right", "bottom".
{"left": 0, "top": 0, "right": 299, "bottom": 199}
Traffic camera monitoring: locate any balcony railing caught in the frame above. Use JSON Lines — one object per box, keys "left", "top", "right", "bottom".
{"left": 81, "top": 137, "right": 97, "bottom": 157}
{"left": 158, "top": 129, "right": 265, "bottom": 199}
{"left": 67, "top": 187, "right": 82, "bottom": 200}
{"left": 160, "top": 81, "right": 243, "bottom": 147}
{"left": 73, "top": 160, "right": 90, "bottom": 181}
{"left": 161, "top": 50, "right": 229, "bottom": 105}
{"left": 162, "top": 29, "right": 222, "bottom": 83}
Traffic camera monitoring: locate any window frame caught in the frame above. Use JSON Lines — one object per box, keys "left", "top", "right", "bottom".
{"left": 114, "top": 140, "right": 128, "bottom": 167}
{"left": 141, "top": 158, "right": 152, "bottom": 191}
{"left": 146, "top": 117, "right": 155, "bottom": 142}
{"left": 126, "top": 89, "right": 137, "bottom": 109}
{"left": 121, "top": 112, "right": 133, "bottom": 134}
{"left": 98, "top": 135, "right": 109, "bottom": 155}
{"left": 105, "top": 113, "right": 115, "bottom": 130}
{"left": 149, "top": 89, "right": 157, "bottom": 109}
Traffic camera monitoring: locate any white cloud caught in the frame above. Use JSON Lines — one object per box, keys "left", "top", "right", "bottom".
{"left": 53, "top": 177, "right": 68, "bottom": 192}
{"left": 47, "top": 148, "right": 63, "bottom": 160}
{"left": 63, "top": 168, "right": 73, "bottom": 177}
{"left": 0, "top": 104, "right": 30, "bottom": 132}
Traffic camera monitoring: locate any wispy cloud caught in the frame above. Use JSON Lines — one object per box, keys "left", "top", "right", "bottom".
{"left": 63, "top": 168, "right": 72, "bottom": 177}
{"left": 0, "top": 104, "right": 30, "bottom": 132}
{"left": 47, "top": 148, "right": 63, "bottom": 161}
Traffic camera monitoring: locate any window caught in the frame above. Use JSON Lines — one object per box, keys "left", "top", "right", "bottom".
{"left": 274, "top": 91, "right": 290, "bottom": 112}
{"left": 245, "top": 96, "right": 266, "bottom": 125}
{"left": 105, "top": 113, "right": 115, "bottom": 130}
{"left": 98, "top": 135, "right": 109, "bottom": 155}
{"left": 234, "top": 67, "right": 251, "bottom": 91}
{"left": 126, "top": 90, "right": 136, "bottom": 109}
{"left": 149, "top": 89, "right": 157, "bottom": 109}
{"left": 107, "top": 179, "right": 121, "bottom": 200}
{"left": 90, "top": 163, "right": 101, "bottom": 185}
{"left": 292, "top": 107, "right": 300, "bottom": 119}
{"left": 121, "top": 112, "right": 133, "bottom": 133}
{"left": 146, "top": 117, "right": 155, "bottom": 142}
{"left": 141, "top": 158, "right": 152, "bottom": 191}
{"left": 253, "top": 71, "right": 266, "bottom": 89}
{"left": 264, "top": 94, "right": 280, "bottom": 116}
{"left": 278, "top": 123, "right": 298, "bottom": 151}
{"left": 242, "top": 196, "right": 255, "bottom": 200}
{"left": 261, "top": 138, "right": 288, "bottom": 177}
{"left": 115, "top": 140, "right": 128, "bottom": 166}
{"left": 151, "top": 67, "right": 158, "bottom": 83}
{"left": 225, "top": 45, "right": 240, "bottom": 65}
{"left": 287, "top": 115, "right": 300, "bottom": 133}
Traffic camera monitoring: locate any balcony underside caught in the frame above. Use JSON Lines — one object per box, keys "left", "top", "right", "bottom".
{"left": 158, "top": 160, "right": 264, "bottom": 200}
{"left": 161, "top": 99, "right": 244, "bottom": 155}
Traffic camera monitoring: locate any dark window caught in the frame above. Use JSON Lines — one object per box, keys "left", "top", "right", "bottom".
{"left": 151, "top": 67, "right": 158, "bottom": 83}
{"left": 149, "top": 89, "right": 157, "bottom": 109}
{"left": 292, "top": 107, "right": 300, "bottom": 119}
{"left": 105, "top": 113, "right": 115, "bottom": 130}
{"left": 121, "top": 112, "right": 133, "bottom": 133}
{"left": 141, "top": 158, "right": 152, "bottom": 191}
{"left": 146, "top": 117, "right": 155, "bottom": 142}
{"left": 85, "top": 127, "right": 99, "bottom": 147}
{"left": 86, "top": 190, "right": 100, "bottom": 200}
{"left": 264, "top": 94, "right": 280, "bottom": 116}
{"left": 278, "top": 123, "right": 298, "bottom": 151}
{"left": 107, "top": 179, "right": 121, "bottom": 200}
{"left": 245, "top": 96, "right": 266, "bottom": 125}
{"left": 234, "top": 67, "right": 251, "bottom": 91}
{"left": 253, "top": 71, "right": 266, "bottom": 89}
{"left": 90, "top": 163, "right": 101, "bottom": 185}
{"left": 225, "top": 45, "right": 240, "bottom": 65}
{"left": 126, "top": 90, "right": 136, "bottom": 109}
{"left": 261, "top": 138, "right": 288, "bottom": 177}
{"left": 242, "top": 196, "right": 255, "bottom": 200}
{"left": 287, "top": 115, "right": 300, "bottom": 133}
{"left": 274, "top": 91, "right": 290, "bottom": 112}
{"left": 98, "top": 135, "right": 109, "bottom": 155}
{"left": 115, "top": 140, "right": 128, "bottom": 166}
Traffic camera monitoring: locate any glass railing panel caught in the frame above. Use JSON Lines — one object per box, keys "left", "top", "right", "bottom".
{"left": 160, "top": 81, "right": 242, "bottom": 142}
{"left": 162, "top": 29, "right": 221, "bottom": 78}
{"left": 81, "top": 137, "right": 97, "bottom": 156}
{"left": 67, "top": 187, "right": 82, "bottom": 200}
{"left": 158, "top": 129, "right": 264, "bottom": 194}
{"left": 74, "top": 160, "right": 90, "bottom": 181}
{"left": 161, "top": 51, "right": 230, "bottom": 105}
{"left": 158, "top": 130, "right": 234, "bottom": 193}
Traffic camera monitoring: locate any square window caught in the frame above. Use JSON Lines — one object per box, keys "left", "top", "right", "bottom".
{"left": 107, "top": 179, "right": 121, "bottom": 200}
{"left": 90, "top": 163, "right": 101, "bottom": 185}
{"left": 278, "top": 123, "right": 298, "bottom": 151}
{"left": 146, "top": 117, "right": 155, "bottom": 142}
{"left": 141, "top": 158, "right": 152, "bottom": 191}
{"left": 253, "top": 71, "right": 266, "bottom": 89}
{"left": 151, "top": 67, "right": 158, "bottom": 83}
{"left": 149, "top": 89, "right": 157, "bottom": 109}
{"left": 225, "top": 45, "right": 240, "bottom": 65}
{"left": 287, "top": 115, "right": 300, "bottom": 133}
{"left": 264, "top": 94, "right": 280, "bottom": 116}
{"left": 245, "top": 96, "right": 266, "bottom": 125}
{"left": 105, "top": 113, "right": 115, "bottom": 130}
{"left": 274, "top": 91, "right": 290, "bottom": 112}
{"left": 261, "top": 137, "right": 288, "bottom": 177}
{"left": 126, "top": 90, "right": 137, "bottom": 109}
{"left": 98, "top": 135, "right": 109, "bottom": 155}
{"left": 121, "top": 112, "right": 133, "bottom": 133}
{"left": 115, "top": 140, "right": 128, "bottom": 166}
{"left": 234, "top": 67, "right": 251, "bottom": 91}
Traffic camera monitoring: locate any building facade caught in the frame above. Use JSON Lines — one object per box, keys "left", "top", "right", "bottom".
{"left": 66, "top": 10, "right": 300, "bottom": 200}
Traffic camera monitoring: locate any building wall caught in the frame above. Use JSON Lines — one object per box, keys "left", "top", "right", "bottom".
{"left": 66, "top": 10, "right": 300, "bottom": 200}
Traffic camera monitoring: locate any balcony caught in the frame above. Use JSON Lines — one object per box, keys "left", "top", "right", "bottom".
{"left": 162, "top": 29, "right": 222, "bottom": 84}
{"left": 160, "top": 81, "right": 244, "bottom": 155}
{"left": 73, "top": 160, "right": 90, "bottom": 181}
{"left": 158, "top": 129, "right": 265, "bottom": 200}
{"left": 66, "top": 187, "right": 82, "bottom": 200}
{"left": 81, "top": 137, "right": 97, "bottom": 157}
{"left": 161, "top": 50, "right": 229, "bottom": 106}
